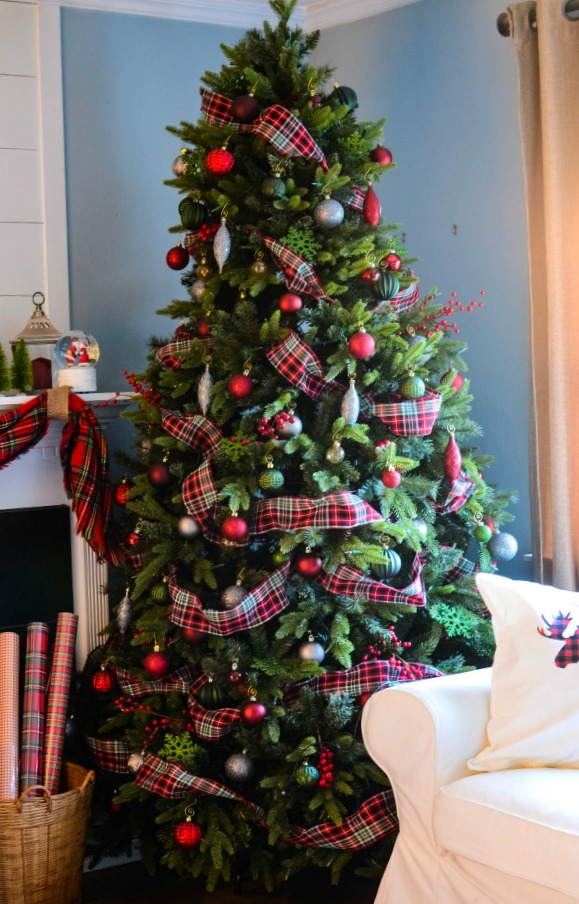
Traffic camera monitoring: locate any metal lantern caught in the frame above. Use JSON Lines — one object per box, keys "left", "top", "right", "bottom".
{"left": 10, "top": 292, "right": 62, "bottom": 390}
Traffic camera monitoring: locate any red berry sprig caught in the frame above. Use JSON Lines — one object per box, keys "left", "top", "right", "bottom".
{"left": 123, "top": 371, "right": 162, "bottom": 409}
{"left": 257, "top": 410, "right": 297, "bottom": 439}
{"left": 407, "top": 290, "right": 486, "bottom": 338}
{"left": 198, "top": 222, "right": 219, "bottom": 242}
{"left": 318, "top": 747, "right": 334, "bottom": 788}
{"left": 387, "top": 625, "right": 412, "bottom": 656}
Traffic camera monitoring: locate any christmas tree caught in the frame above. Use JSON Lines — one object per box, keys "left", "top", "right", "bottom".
{"left": 0, "top": 343, "right": 11, "bottom": 393}
{"left": 82, "top": 0, "right": 517, "bottom": 890}
{"left": 10, "top": 338, "right": 33, "bottom": 393}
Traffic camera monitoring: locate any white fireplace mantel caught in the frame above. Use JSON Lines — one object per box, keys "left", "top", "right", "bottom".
{"left": 0, "top": 391, "right": 134, "bottom": 666}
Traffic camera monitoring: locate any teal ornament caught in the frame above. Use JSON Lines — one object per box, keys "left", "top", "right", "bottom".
{"left": 259, "top": 467, "right": 284, "bottom": 490}
{"left": 373, "top": 548, "right": 402, "bottom": 580}
{"left": 330, "top": 83, "right": 358, "bottom": 110}
{"left": 488, "top": 531, "right": 518, "bottom": 561}
{"left": 261, "top": 176, "right": 286, "bottom": 199}
{"left": 369, "top": 270, "right": 400, "bottom": 302}
{"left": 295, "top": 763, "right": 320, "bottom": 787}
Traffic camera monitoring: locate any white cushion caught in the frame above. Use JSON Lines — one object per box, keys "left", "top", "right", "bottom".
{"left": 434, "top": 769, "right": 579, "bottom": 899}
{"left": 469, "top": 573, "right": 579, "bottom": 771}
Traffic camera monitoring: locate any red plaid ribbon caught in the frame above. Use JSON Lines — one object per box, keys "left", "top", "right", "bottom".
{"left": 200, "top": 87, "right": 327, "bottom": 170}
{"left": 182, "top": 460, "right": 220, "bottom": 530}
{"left": 187, "top": 690, "right": 241, "bottom": 740}
{"left": 347, "top": 185, "right": 365, "bottom": 212}
{"left": 442, "top": 550, "right": 478, "bottom": 583}
{"left": 266, "top": 331, "right": 339, "bottom": 400}
{"left": 157, "top": 339, "right": 196, "bottom": 372}
{"left": 283, "top": 659, "right": 442, "bottom": 706}
{"left": 371, "top": 282, "right": 420, "bottom": 315}
{"left": 0, "top": 393, "right": 49, "bottom": 467}
{"left": 252, "top": 492, "right": 382, "bottom": 534}
{"left": 430, "top": 471, "right": 475, "bottom": 515}
{"left": 112, "top": 663, "right": 197, "bottom": 699}
{"left": 162, "top": 410, "right": 223, "bottom": 455}
{"left": 169, "top": 562, "right": 291, "bottom": 636}
{"left": 86, "top": 735, "right": 131, "bottom": 774}
{"left": 365, "top": 389, "right": 442, "bottom": 436}
{"left": 257, "top": 232, "right": 334, "bottom": 303}
{"left": 318, "top": 552, "right": 427, "bottom": 608}
{"left": 136, "top": 753, "right": 397, "bottom": 849}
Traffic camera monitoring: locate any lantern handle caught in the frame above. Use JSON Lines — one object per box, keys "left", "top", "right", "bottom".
{"left": 32, "top": 291, "right": 46, "bottom": 314}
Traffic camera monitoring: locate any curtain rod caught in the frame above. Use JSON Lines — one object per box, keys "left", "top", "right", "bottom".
{"left": 497, "top": 0, "right": 579, "bottom": 35}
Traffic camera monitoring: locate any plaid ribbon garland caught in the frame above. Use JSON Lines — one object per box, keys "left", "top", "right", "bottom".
{"left": 86, "top": 735, "right": 131, "bottom": 774}
{"left": 366, "top": 389, "right": 442, "bottom": 436}
{"left": 318, "top": 552, "right": 427, "bottom": 608}
{"left": 200, "top": 87, "right": 327, "bottom": 170}
{"left": 266, "top": 331, "right": 340, "bottom": 400}
{"left": 157, "top": 339, "right": 196, "bottom": 372}
{"left": 168, "top": 562, "right": 292, "bottom": 636}
{"left": 442, "top": 550, "right": 478, "bottom": 583}
{"left": 257, "top": 232, "right": 334, "bottom": 303}
{"left": 346, "top": 185, "right": 365, "bottom": 212}
{"left": 162, "top": 409, "right": 223, "bottom": 455}
{"left": 182, "top": 460, "right": 219, "bottom": 529}
{"left": 430, "top": 471, "right": 475, "bottom": 515}
{"left": 0, "top": 393, "right": 49, "bottom": 468}
{"left": 187, "top": 693, "right": 241, "bottom": 740}
{"left": 371, "top": 282, "right": 420, "bottom": 316}
{"left": 252, "top": 492, "right": 382, "bottom": 534}
{"left": 112, "top": 663, "right": 197, "bottom": 699}
{"left": 283, "top": 659, "right": 442, "bottom": 706}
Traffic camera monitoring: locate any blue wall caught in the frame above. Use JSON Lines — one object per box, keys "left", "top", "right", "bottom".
{"left": 61, "top": 0, "right": 532, "bottom": 577}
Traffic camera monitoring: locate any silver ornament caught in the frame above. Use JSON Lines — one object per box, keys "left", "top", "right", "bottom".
{"left": 213, "top": 216, "right": 231, "bottom": 273}
{"left": 220, "top": 583, "right": 248, "bottom": 609}
{"left": 198, "top": 361, "right": 213, "bottom": 415}
{"left": 488, "top": 531, "right": 518, "bottom": 561}
{"left": 313, "top": 198, "right": 344, "bottom": 229}
{"left": 189, "top": 278, "right": 206, "bottom": 300}
{"left": 341, "top": 378, "right": 360, "bottom": 425}
{"left": 407, "top": 334, "right": 431, "bottom": 364}
{"left": 298, "top": 639, "right": 325, "bottom": 663}
{"left": 172, "top": 154, "right": 187, "bottom": 176}
{"left": 116, "top": 591, "right": 132, "bottom": 634}
{"left": 178, "top": 515, "right": 201, "bottom": 538}
{"left": 251, "top": 259, "right": 268, "bottom": 275}
{"left": 326, "top": 440, "right": 345, "bottom": 464}
{"left": 277, "top": 414, "right": 303, "bottom": 438}
{"left": 411, "top": 518, "right": 428, "bottom": 540}
{"left": 224, "top": 752, "right": 255, "bottom": 782}
{"left": 128, "top": 751, "right": 145, "bottom": 773}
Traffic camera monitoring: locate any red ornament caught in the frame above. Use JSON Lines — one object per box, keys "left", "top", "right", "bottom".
{"left": 221, "top": 514, "right": 249, "bottom": 542}
{"left": 370, "top": 145, "right": 393, "bottom": 165}
{"left": 166, "top": 245, "right": 189, "bottom": 270}
{"left": 363, "top": 184, "right": 381, "bottom": 227}
{"left": 361, "top": 267, "right": 381, "bottom": 284}
{"left": 296, "top": 552, "right": 323, "bottom": 579}
{"left": 444, "top": 431, "right": 462, "bottom": 481}
{"left": 127, "top": 529, "right": 141, "bottom": 547}
{"left": 381, "top": 468, "right": 401, "bottom": 489}
{"left": 205, "top": 147, "right": 234, "bottom": 175}
{"left": 231, "top": 94, "right": 260, "bottom": 123}
{"left": 358, "top": 692, "right": 373, "bottom": 707}
{"left": 240, "top": 700, "right": 267, "bottom": 725}
{"left": 147, "top": 461, "right": 171, "bottom": 488}
{"left": 92, "top": 666, "right": 116, "bottom": 694}
{"left": 227, "top": 373, "right": 253, "bottom": 399}
{"left": 348, "top": 329, "right": 376, "bottom": 360}
{"left": 182, "top": 627, "right": 205, "bottom": 644}
{"left": 382, "top": 252, "right": 402, "bottom": 271}
{"left": 175, "top": 322, "right": 193, "bottom": 341}
{"left": 114, "top": 480, "right": 130, "bottom": 506}
{"left": 143, "top": 648, "right": 170, "bottom": 678}
{"left": 111, "top": 800, "right": 122, "bottom": 815}
{"left": 194, "top": 318, "right": 211, "bottom": 338}
{"left": 440, "top": 370, "right": 465, "bottom": 392}
{"left": 278, "top": 292, "right": 303, "bottom": 314}
{"left": 174, "top": 819, "right": 203, "bottom": 848}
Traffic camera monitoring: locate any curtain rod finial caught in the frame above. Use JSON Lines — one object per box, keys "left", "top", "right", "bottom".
{"left": 497, "top": 11, "right": 511, "bottom": 37}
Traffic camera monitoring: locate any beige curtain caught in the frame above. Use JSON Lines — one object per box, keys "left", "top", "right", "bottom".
{"left": 508, "top": 1, "right": 579, "bottom": 589}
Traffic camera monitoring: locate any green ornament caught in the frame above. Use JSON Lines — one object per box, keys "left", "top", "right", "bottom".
{"left": 261, "top": 176, "right": 286, "bottom": 199}
{"left": 259, "top": 468, "right": 284, "bottom": 490}
{"left": 295, "top": 763, "right": 319, "bottom": 786}
{"left": 196, "top": 679, "right": 226, "bottom": 708}
{"left": 399, "top": 372, "right": 426, "bottom": 399}
{"left": 372, "top": 548, "right": 402, "bottom": 581}
{"left": 474, "top": 523, "right": 493, "bottom": 543}
{"left": 151, "top": 583, "right": 168, "bottom": 602}
{"left": 179, "top": 197, "right": 206, "bottom": 230}
{"left": 369, "top": 269, "right": 400, "bottom": 302}
{"left": 272, "top": 550, "right": 289, "bottom": 566}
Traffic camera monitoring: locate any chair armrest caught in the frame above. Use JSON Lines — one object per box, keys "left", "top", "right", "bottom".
{"left": 361, "top": 668, "right": 491, "bottom": 838}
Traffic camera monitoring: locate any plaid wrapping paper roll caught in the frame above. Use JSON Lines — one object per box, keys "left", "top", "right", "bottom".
{"left": 20, "top": 622, "right": 49, "bottom": 792}
{"left": 0, "top": 632, "right": 19, "bottom": 799}
{"left": 43, "top": 612, "right": 78, "bottom": 793}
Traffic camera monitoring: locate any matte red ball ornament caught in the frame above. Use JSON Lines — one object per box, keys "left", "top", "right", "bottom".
{"left": 231, "top": 93, "right": 261, "bottom": 123}
{"left": 382, "top": 252, "right": 402, "bottom": 271}
{"left": 205, "top": 147, "right": 234, "bottom": 175}
{"left": 361, "top": 267, "right": 381, "bottom": 284}
{"left": 381, "top": 468, "right": 401, "bottom": 489}
{"left": 370, "top": 145, "right": 393, "bottom": 165}
{"left": 240, "top": 700, "right": 267, "bottom": 725}
{"left": 278, "top": 292, "right": 303, "bottom": 314}
{"left": 221, "top": 514, "right": 249, "bottom": 542}
{"left": 440, "top": 370, "right": 465, "bottom": 392}
{"left": 227, "top": 373, "right": 253, "bottom": 399}
{"left": 174, "top": 819, "right": 203, "bottom": 848}
{"left": 92, "top": 666, "right": 116, "bottom": 694}
{"left": 348, "top": 329, "right": 376, "bottom": 360}
{"left": 296, "top": 552, "right": 323, "bottom": 579}
{"left": 166, "top": 245, "right": 189, "bottom": 270}
{"left": 182, "top": 627, "right": 205, "bottom": 644}
{"left": 363, "top": 184, "right": 381, "bottom": 227}
{"left": 147, "top": 461, "right": 171, "bottom": 488}
{"left": 194, "top": 318, "right": 211, "bottom": 338}
{"left": 143, "top": 647, "right": 170, "bottom": 678}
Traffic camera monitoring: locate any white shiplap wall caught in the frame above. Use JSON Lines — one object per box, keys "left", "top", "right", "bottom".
{"left": 0, "top": 0, "right": 69, "bottom": 359}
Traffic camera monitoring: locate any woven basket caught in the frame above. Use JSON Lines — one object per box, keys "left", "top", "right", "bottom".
{"left": 0, "top": 762, "right": 95, "bottom": 904}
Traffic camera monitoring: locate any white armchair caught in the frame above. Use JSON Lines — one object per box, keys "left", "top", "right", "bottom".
{"left": 362, "top": 668, "right": 579, "bottom": 904}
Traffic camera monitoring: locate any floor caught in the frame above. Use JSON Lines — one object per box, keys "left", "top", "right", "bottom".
{"left": 82, "top": 860, "right": 378, "bottom": 904}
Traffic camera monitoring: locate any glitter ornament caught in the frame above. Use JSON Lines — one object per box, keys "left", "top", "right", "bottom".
{"left": 213, "top": 216, "right": 231, "bottom": 273}
{"left": 221, "top": 513, "right": 249, "bottom": 543}
{"left": 313, "top": 197, "right": 344, "bottom": 229}
{"left": 370, "top": 145, "right": 393, "bottom": 165}
{"left": 178, "top": 515, "right": 201, "bottom": 538}
{"left": 382, "top": 251, "right": 402, "bottom": 271}
{"left": 240, "top": 700, "right": 267, "bottom": 725}
{"left": 198, "top": 358, "right": 213, "bottom": 415}
{"left": 174, "top": 816, "right": 203, "bottom": 848}
{"left": 399, "top": 371, "right": 426, "bottom": 399}
{"left": 296, "top": 552, "right": 323, "bottom": 579}
{"left": 348, "top": 329, "right": 375, "bottom": 359}
{"left": 221, "top": 581, "right": 248, "bottom": 609}
{"left": 92, "top": 665, "right": 116, "bottom": 694}
{"left": 326, "top": 439, "right": 345, "bottom": 464}
{"left": 228, "top": 372, "right": 253, "bottom": 399}
{"left": 341, "top": 377, "right": 360, "bottom": 425}
{"left": 488, "top": 531, "right": 518, "bottom": 561}
{"left": 166, "top": 245, "right": 189, "bottom": 270}
{"left": 114, "top": 478, "right": 130, "bottom": 506}
{"left": 363, "top": 183, "right": 381, "bottom": 227}
{"left": 278, "top": 292, "right": 302, "bottom": 314}
{"left": 189, "top": 278, "right": 206, "bottom": 300}
{"left": 116, "top": 589, "right": 132, "bottom": 634}
{"left": 143, "top": 645, "right": 170, "bottom": 678}
{"left": 298, "top": 636, "right": 325, "bottom": 663}
{"left": 295, "top": 763, "right": 320, "bottom": 786}
{"left": 127, "top": 751, "right": 145, "bottom": 773}
{"left": 205, "top": 147, "right": 234, "bottom": 175}
{"left": 444, "top": 428, "right": 462, "bottom": 481}
{"left": 225, "top": 752, "right": 255, "bottom": 782}
{"left": 275, "top": 411, "right": 302, "bottom": 438}
{"left": 381, "top": 467, "right": 401, "bottom": 489}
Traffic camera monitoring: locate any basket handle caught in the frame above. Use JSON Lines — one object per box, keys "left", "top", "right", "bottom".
{"left": 16, "top": 785, "right": 52, "bottom": 813}
{"left": 79, "top": 770, "right": 96, "bottom": 797}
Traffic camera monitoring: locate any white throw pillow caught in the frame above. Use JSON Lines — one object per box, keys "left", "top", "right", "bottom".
{"left": 468, "top": 572, "right": 579, "bottom": 772}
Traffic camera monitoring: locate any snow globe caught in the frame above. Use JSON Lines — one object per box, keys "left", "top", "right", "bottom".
{"left": 54, "top": 330, "right": 100, "bottom": 392}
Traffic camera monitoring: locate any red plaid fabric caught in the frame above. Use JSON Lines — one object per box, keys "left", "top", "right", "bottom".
{"left": 43, "top": 612, "right": 78, "bottom": 792}
{"left": 200, "top": 87, "right": 327, "bottom": 170}
{"left": 283, "top": 659, "right": 442, "bottom": 706}
{"left": 168, "top": 562, "right": 292, "bottom": 636}
{"left": 252, "top": 492, "right": 382, "bottom": 534}
{"left": 371, "top": 282, "right": 420, "bottom": 315}
{"left": 347, "top": 185, "right": 365, "bottom": 212}
{"left": 187, "top": 694, "right": 241, "bottom": 740}
{"left": 112, "top": 663, "right": 197, "bottom": 699}
{"left": 0, "top": 393, "right": 49, "bottom": 468}
{"left": 430, "top": 471, "right": 475, "bottom": 515}
{"left": 20, "top": 622, "right": 49, "bottom": 791}
{"left": 162, "top": 410, "right": 223, "bottom": 455}
{"left": 442, "top": 551, "right": 477, "bottom": 583}
{"left": 364, "top": 388, "right": 442, "bottom": 436}
{"left": 318, "top": 552, "right": 427, "bottom": 608}
{"left": 157, "top": 339, "right": 196, "bottom": 372}
{"left": 266, "top": 331, "right": 339, "bottom": 400}
{"left": 86, "top": 735, "right": 131, "bottom": 774}
{"left": 182, "top": 459, "right": 219, "bottom": 528}
{"left": 257, "top": 231, "right": 334, "bottom": 303}
{"left": 136, "top": 752, "right": 258, "bottom": 804}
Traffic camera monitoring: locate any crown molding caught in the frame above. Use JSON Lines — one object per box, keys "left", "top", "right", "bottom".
{"left": 36, "top": 0, "right": 418, "bottom": 29}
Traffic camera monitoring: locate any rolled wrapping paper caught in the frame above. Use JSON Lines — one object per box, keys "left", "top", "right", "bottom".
{"left": 20, "top": 622, "right": 49, "bottom": 792}
{"left": 0, "top": 632, "right": 20, "bottom": 800}
{"left": 43, "top": 612, "right": 78, "bottom": 793}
